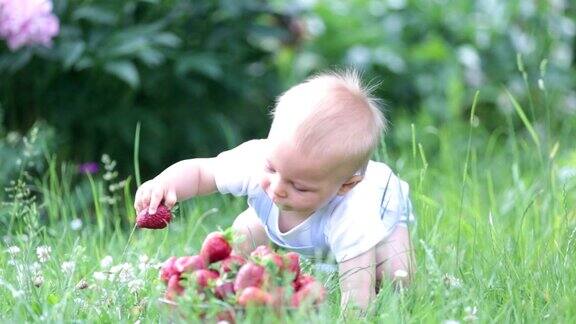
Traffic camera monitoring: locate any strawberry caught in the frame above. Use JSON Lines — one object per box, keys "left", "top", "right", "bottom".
{"left": 220, "top": 254, "right": 246, "bottom": 273}
{"left": 292, "top": 274, "right": 315, "bottom": 292}
{"left": 237, "top": 287, "right": 272, "bottom": 307}
{"left": 136, "top": 204, "right": 172, "bottom": 229}
{"left": 261, "top": 252, "right": 284, "bottom": 270}
{"left": 175, "top": 255, "right": 206, "bottom": 273}
{"left": 191, "top": 269, "right": 219, "bottom": 289}
{"left": 200, "top": 230, "right": 233, "bottom": 264}
{"left": 214, "top": 280, "right": 235, "bottom": 300}
{"left": 250, "top": 245, "right": 283, "bottom": 270}
{"left": 284, "top": 252, "right": 300, "bottom": 279}
{"left": 165, "top": 275, "right": 184, "bottom": 300}
{"left": 291, "top": 281, "right": 325, "bottom": 307}
{"left": 160, "top": 256, "right": 179, "bottom": 283}
{"left": 234, "top": 262, "right": 266, "bottom": 292}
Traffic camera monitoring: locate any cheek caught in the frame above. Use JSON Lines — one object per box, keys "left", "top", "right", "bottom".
{"left": 260, "top": 175, "right": 270, "bottom": 190}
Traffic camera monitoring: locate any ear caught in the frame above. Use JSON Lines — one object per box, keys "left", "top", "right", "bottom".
{"left": 337, "top": 174, "right": 363, "bottom": 196}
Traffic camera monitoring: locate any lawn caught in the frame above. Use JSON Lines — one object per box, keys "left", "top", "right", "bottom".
{"left": 1, "top": 89, "right": 575, "bottom": 323}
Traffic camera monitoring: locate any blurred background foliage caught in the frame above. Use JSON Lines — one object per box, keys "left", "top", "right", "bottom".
{"left": 0, "top": 0, "right": 574, "bottom": 182}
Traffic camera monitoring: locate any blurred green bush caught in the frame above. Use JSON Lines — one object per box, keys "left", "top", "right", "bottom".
{"left": 0, "top": 0, "right": 574, "bottom": 178}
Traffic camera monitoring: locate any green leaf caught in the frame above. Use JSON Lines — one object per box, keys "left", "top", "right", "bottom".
{"left": 505, "top": 89, "right": 540, "bottom": 150}
{"left": 153, "top": 32, "right": 181, "bottom": 48}
{"left": 72, "top": 6, "right": 117, "bottom": 25}
{"left": 104, "top": 61, "right": 140, "bottom": 89}
{"left": 175, "top": 53, "right": 222, "bottom": 79}
{"left": 47, "top": 293, "right": 60, "bottom": 305}
{"left": 61, "top": 41, "right": 85, "bottom": 70}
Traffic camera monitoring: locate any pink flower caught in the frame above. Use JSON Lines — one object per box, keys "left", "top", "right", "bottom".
{"left": 78, "top": 162, "right": 99, "bottom": 174}
{"left": 0, "top": 0, "right": 60, "bottom": 50}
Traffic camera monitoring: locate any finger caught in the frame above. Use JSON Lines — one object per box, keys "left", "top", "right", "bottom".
{"left": 148, "top": 186, "right": 164, "bottom": 214}
{"left": 134, "top": 187, "right": 144, "bottom": 211}
{"left": 138, "top": 186, "right": 152, "bottom": 213}
{"left": 164, "top": 190, "right": 177, "bottom": 209}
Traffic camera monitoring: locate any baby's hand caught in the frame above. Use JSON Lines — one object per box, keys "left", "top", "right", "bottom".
{"left": 134, "top": 179, "right": 178, "bottom": 215}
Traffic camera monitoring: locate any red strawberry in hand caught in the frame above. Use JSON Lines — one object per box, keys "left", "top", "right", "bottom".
{"left": 234, "top": 262, "right": 266, "bottom": 292}
{"left": 238, "top": 287, "right": 272, "bottom": 307}
{"left": 136, "top": 204, "right": 172, "bottom": 229}
{"left": 200, "top": 230, "right": 233, "bottom": 264}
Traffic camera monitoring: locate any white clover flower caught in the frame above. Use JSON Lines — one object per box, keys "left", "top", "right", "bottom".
{"left": 138, "top": 254, "right": 151, "bottom": 272}
{"left": 29, "top": 262, "right": 42, "bottom": 275}
{"left": 36, "top": 245, "right": 52, "bottom": 263}
{"left": 138, "top": 254, "right": 149, "bottom": 264}
{"left": 74, "top": 297, "right": 86, "bottom": 308}
{"left": 33, "top": 274, "right": 44, "bottom": 287}
{"left": 463, "top": 306, "right": 478, "bottom": 322}
{"left": 110, "top": 263, "right": 135, "bottom": 283}
{"left": 128, "top": 279, "right": 144, "bottom": 294}
{"left": 70, "top": 218, "right": 83, "bottom": 231}
{"left": 443, "top": 273, "right": 462, "bottom": 289}
{"left": 100, "top": 255, "right": 113, "bottom": 269}
{"left": 75, "top": 279, "right": 88, "bottom": 290}
{"left": 12, "top": 289, "right": 25, "bottom": 299}
{"left": 93, "top": 271, "right": 107, "bottom": 281}
{"left": 7, "top": 245, "right": 20, "bottom": 255}
{"left": 61, "top": 261, "right": 76, "bottom": 275}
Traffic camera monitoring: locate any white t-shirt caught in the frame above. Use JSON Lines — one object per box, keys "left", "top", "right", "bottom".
{"left": 212, "top": 139, "right": 415, "bottom": 262}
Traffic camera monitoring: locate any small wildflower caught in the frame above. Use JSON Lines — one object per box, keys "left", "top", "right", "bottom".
{"left": 7, "top": 245, "right": 20, "bottom": 255}
{"left": 70, "top": 218, "right": 83, "bottom": 231}
{"left": 128, "top": 279, "right": 144, "bottom": 293}
{"left": 36, "top": 245, "right": 52, "bottom": 263}
{"left": 100, "top": 255, "right": 113, "bottom": 269}
{"left": 93, "top": 271, "right": 107, "bottom": 281}
{"left": 463, "top": 306, "right": 478, "bottom": 322}
{"left": 74, "top": 297, "right": 86, "bottom": 308}
{"left": 443, "top": 273, "right": 462, "bottom": 289}
{"left": 76, "top": 279, "right": 89, "bottom": 290}
{"left": 110, "top": 263, "right": 135, "bottom": 283}
{"left": 139, "top": 254, "right": 150, "bottom": 264}
{"left": 61, "top": 261, "right": 75, "bottom": 275}
{"left": 33, "top": 274, "right": 44, "bottom": 287}
{"left": 29, "top": 262, "right": 42, "bottom": 275}
{"left": 78, "top": 162, "right": 99, "bottom": 174}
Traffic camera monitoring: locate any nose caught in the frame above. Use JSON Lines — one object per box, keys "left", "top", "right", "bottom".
{"left": 269, "top": 174, "right": 287, "bottom": 199}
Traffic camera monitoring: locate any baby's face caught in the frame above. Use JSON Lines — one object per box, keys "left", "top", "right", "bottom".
{"left": 260, "top": 138, "right": 353, "bottom": 217}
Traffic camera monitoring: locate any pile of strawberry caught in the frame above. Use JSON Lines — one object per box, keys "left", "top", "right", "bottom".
{"left": 159, "top": 228, "right": 326, "bottom": 315}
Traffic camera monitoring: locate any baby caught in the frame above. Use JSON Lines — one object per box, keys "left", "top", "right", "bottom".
{"left": 134, "top": 70, "right": 415, "bottom": 309}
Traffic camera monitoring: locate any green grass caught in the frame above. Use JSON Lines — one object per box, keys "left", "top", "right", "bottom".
{"left": 1, "top": 91, "right": 575, "bottom": 323}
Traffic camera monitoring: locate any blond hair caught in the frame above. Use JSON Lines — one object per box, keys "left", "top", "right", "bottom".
{"left": 269, "top": 69, "right": 386, "bottom": 174}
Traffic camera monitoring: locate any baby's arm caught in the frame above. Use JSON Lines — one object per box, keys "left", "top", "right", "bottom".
{"left": 134, "top": 158, "right": 217, "bottom": 214}
{"left": 338, "top": 247, "right": 377, "bottom": 310}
